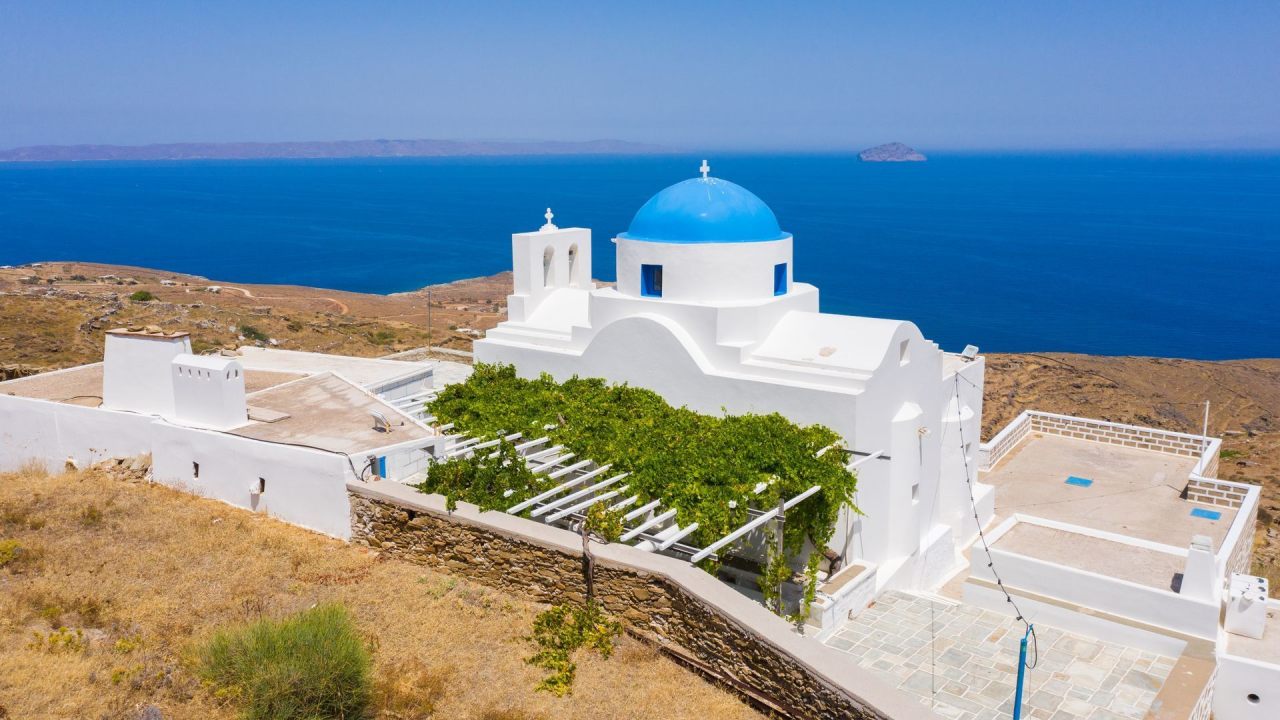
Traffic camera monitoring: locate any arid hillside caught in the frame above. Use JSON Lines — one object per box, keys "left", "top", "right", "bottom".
{"left": 2, "top": 262, "right": 1275, "bottom": 581}
{"left": 0, "top": 464, "right": 763, "bottom": 720}
{"left": 0, "top": 262, "right": 507, "bottom": 376}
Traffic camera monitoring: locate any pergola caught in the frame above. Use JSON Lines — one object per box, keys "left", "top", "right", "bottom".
{"left": 424, "top": 430, "right": 881, "bottom": 567}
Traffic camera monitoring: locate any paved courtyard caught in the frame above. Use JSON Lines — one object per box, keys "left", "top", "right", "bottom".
{"left": 823, "top": 592, "right": 1176, "bottom": 720}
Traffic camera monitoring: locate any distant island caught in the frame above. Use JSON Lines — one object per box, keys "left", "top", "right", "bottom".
{"left": 0, "top": 138, "right": 670, "bottom": 163}
{"left": 858, "top": 142, "right": 927, "bottom": 162}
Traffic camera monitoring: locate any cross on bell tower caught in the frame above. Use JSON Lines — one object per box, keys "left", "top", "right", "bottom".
{"left": 540, "top": 207, "right": 557, "bottom": 232}
{"left": 699, "top": 159, "right": 711, "bottom": 179}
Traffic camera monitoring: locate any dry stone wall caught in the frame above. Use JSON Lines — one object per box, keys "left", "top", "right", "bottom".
{"left": 348, "top": 482, "right": 934, "bottom": 720}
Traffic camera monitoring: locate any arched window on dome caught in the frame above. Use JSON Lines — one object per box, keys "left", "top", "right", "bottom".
{"left": 567, "top": 244, "right": 579, "bottom": 287}
{"left": 542, "top": 246, "right": 555, "bottom": 288}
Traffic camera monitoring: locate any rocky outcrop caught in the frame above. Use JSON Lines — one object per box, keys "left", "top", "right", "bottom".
{"left": 858, "top": 143, "right": 926, "bottom": 162}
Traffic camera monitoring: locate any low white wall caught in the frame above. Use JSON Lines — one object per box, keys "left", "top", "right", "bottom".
{"left": 963, "top": 582, "right": 1190, "bottom": 657}
{"left": 979, "top": 411, "right": 1031, "bottom": 471}
{"left": 150, "top": 423, "right": 354, "bottom": 539}
{"left": 0, "top": 395, "right": 155, "bottom": 472}
{"left": 1218, "top": 484, "right": 1262, "bottom": 578}
{"left": 971, "top": 516, "right": 1218, "bottom": 642}
{"left": 1215, "top": 646, "right": 1280, "bottom": 720}
{"left": 808, "top": 563, "right": 877, "bottom": 639}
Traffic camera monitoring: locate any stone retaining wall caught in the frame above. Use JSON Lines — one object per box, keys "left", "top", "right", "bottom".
{"left": 348, "top": 481, "right": 934, "bottom": 720}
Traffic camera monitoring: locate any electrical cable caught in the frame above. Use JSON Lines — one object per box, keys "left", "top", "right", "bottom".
{"left": 953, "top": 373, "right": 1038, "bottom": 669}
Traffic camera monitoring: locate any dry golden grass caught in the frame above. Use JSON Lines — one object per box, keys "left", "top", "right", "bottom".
{"left": 0, "top": 466, "right": 763, "bottom": 720}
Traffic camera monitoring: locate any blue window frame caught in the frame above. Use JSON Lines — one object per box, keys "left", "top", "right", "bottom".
{"left": 641, "top": 264, "right": 663, "bottom": 297}
{"left": 773, "top": 262, "right": 788, "bottom": 295}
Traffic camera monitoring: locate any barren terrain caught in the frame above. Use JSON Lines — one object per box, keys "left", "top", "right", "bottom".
{"left": 0, "top": 464, "right": 763, "bottom": 720}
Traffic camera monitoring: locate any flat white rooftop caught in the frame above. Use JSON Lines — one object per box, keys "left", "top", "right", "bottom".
{"left": 0, "top": 363, "right": 303, "bottom": 406}
{"left": 982, "top": 433, "right": 1233, "bottom": 549}
{"left": 235, "top": 347, "right": 433, "bottom": 389}
{"left": 231, "top": 373, "right": 437, "bottom": 455}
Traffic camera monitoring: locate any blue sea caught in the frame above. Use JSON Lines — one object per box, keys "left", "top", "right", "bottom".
{"left": 1, "top": 153, "right": 1277, "bottom": 359}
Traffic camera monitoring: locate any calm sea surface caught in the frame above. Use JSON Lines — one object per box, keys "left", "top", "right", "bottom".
{"left": 1, "top": 153, "right": 1277, "bottom": 359}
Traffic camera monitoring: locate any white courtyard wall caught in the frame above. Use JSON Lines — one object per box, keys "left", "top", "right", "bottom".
{"left": 0, "top": 395, "right": 156, "bottom": 472}
{"left": 967, "top": 522, "right": 1219, "bottom": 642}
{"left": 150, "top": 423, "right": 353, "bottom": 539}
{"left": 963, "top": 582, "right": 1190, "bottom": 657}
{"left": 1216, "top": 625, "right": 1280, "bottom": 720}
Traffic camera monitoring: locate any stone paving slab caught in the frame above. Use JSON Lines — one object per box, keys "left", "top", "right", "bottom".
{"left": 822, "top": 591, "right": 1176, "bottom": 720}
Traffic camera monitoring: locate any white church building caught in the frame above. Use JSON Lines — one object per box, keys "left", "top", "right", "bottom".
{"left": 477, "top": 162, "right": 988, "bottom": 594}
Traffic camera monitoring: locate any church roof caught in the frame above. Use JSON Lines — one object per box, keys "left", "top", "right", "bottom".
{"left": 619, "top": 175, "right": 790, "bottom": 244}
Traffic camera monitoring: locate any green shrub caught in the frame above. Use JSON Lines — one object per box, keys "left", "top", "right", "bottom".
{"left": 526, "top": 602, "right": 620, "bottom": 696}
{"left": 197, "top": 603, "right": 372, "bottom": 720}
{"left": 240, "top": 325, "right": 270, "bottom": 343}
{"left": 129, "top": 290, "right": 155, "bottom": 302}
{"left": 0, "top": 539, "right": 23, "bottom": 568}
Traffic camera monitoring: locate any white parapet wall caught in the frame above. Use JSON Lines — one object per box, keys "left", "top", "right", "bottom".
{"left": 0, "top": 394, "right": 156, "bottom": 472}
{"left": 1215, "top": 639, "right": 1280, "bottom": 720}
{"left": 0, "top": 389, "right": 358, "bottom": 539}
{"left": 966, "top": 515, "right": 1220, "bottom": 650}
{"left": 149, "top": 422, "right": 355, "bottom": 539}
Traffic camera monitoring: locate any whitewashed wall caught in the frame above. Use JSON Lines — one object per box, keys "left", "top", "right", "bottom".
{"left": 0, "top": 395, "right": 155, "bottom": 472}
{"left": 149, "top": 423, "right": 354, "bottom": 538}
{"left": 1216, "top": 624, "right": 1280, "bottom": 720}
{"left": 614, "top": 236, "right": 792, "bottom": 303}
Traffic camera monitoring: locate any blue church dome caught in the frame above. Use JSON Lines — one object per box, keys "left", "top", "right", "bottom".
{"left": 619, "top": 173, "right": 790, "bottom": 244}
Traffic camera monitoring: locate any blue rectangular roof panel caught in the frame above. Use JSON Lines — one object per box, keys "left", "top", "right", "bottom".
{"left": 1065, "top": 476, "right": 1093, "bottom": 487}
{"left": 1190, "top": 507, "right": 1223, "bottom": 521}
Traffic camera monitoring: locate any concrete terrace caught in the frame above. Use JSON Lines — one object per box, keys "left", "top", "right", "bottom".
{"left": 231, "top": 373, "right": 438, "bottom": 454}
{"left": 0, "top": 362, "right": 303, "bottom": 406}
{"left": 982, "top": 433, "right": 1233, "bottom": 549}
{"left": 824, "top": 591, "right": 1175, "bottom": 720}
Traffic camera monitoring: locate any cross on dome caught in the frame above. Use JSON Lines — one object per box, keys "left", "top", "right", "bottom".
{"left": 541, "top": 207, "right": 557, "bottom": 232}
{"left": 699, "top": 159, "right": 711, "bottom": 179}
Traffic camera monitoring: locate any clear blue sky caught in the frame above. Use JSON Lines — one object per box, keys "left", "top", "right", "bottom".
{"left": 2, "top": 1, "right": 1277, "bottom": 151}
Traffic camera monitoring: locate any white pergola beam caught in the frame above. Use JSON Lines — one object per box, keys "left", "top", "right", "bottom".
{"left": 688, "top": 485, "right": 822, "bottom": 564}
{"left": 522, "top": 445, "right": 564, "bottom": 463}
{"left": 514, "top": 436, "right": 550, "bottom": 452}
{"left": 507, "top": 474, "right": 591, "bottom": 514}
{"left": 656, "top": 522, "right": 699, "bottom": 551}
{"left": 545, "top": 487, "right": 628, "bottom": 523}
{"left": 623, "top": 499, "right": 661, "bottom": 522}
{"left": 848, "top": 450, "right": 884, "bottom": 470}
{"left": 530, "top": 473, "right": 628, "bottom": 518}
{"left": 546, "top": 459, "right": 593, "bottom": 479}
{"left": 620, "top": 509, "right": 678, "bottom": 542}
{"left": 609, "top": 495, "right": 639, "bottom": 512}
{"left": 529, "top": 453, "right": 575, "bottom": 474}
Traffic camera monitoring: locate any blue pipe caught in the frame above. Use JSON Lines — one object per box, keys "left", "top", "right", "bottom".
{"left": 1012, "top": 624, "right": 1033, "bottom": 720}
